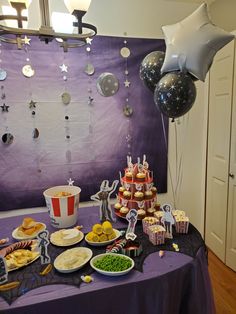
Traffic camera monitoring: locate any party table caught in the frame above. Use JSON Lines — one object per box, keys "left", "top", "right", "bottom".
{"left": 0, "top": 206, "right": 215, "bottom": 314}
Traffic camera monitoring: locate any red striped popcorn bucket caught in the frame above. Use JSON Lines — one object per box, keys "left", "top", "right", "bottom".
{"left": 148, "top": 225, "right": 166, "bottom": 245}
{"left": 175, "top": 218, "right": 189, "bottom": 234}
{"left": 43, "top": 185, "right": 81, "bottom": 228}
{"left": 142, "top": 217, "right": 159, "bottom": 234}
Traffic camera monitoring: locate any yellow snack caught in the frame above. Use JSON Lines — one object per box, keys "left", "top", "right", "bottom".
{"left": 81, "top": 275, "right": 93, "bottom": 283}
{"left": 40, "top": 264, "right": 53, "bottom": 276}
{"left": 99, "top": 234, "right": 108, "bottom": 242}
{"left": 86, "top": 232, "right": 99, "bottom": 242}
{"left": 108, "top": 231, "right": 116, "bottom": 240}
{"left": 0, "top": 282, "right": 20, "bottom": 291}
{"left": 102, "top": 221, "right": 113, "bottom": 235}
{"left": 92, "top": 224, "right": 103, "bottom": 235}
{"left": 54, "top": 191, "right": 72, "bottom": 197}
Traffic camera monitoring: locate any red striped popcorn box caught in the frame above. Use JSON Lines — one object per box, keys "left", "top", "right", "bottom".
{"left": 148, "top": 225, "right": 166, "bottom": 245}
{"left": 175, "top": 216, "right": 189, "bottom": 234}
{"left": 43, "top": 185, "right": 81, "bottom": 229}
{"left": 142, "top": 217, "right": 159, "bottom": 234}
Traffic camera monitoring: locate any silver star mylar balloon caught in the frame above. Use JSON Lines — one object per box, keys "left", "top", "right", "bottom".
{"left": 161, "top": 3, "right": 234, "bottom": 81}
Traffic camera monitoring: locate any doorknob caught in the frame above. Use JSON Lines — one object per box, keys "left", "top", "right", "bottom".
{"left": 229, "top": 173, "right": 235, "bottom": 179}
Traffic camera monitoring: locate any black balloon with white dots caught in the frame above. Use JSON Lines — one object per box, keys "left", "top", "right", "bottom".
{"left": 154, "top": 71, "right": 196, "bottom": 119}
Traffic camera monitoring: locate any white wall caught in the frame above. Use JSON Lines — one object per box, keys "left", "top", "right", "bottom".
{"left": 210, "top": 0, "right": 236, "bottom": 32}
{"left": 0, "top": 0, "right": 210, "bottom": 236}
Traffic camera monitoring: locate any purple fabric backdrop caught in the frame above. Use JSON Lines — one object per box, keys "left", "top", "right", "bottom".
{"left": 0, "top": 36, "right": 168, "bottom": 211}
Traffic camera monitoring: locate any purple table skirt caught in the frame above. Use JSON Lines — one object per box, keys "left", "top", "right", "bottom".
{"left": 0, "top": 207, "right": 216, "bottom": 314}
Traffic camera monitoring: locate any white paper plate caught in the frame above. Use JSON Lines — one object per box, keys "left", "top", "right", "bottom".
{"left": 85, "top": 229, "right": 121, "bottom": 247}
{"left": 54, "top": 247, "right": 93, "bottom": 273}
{"left": 8, "top": 254, "right": 40, "bottom": 272}
{"left": 90, "top": 253, "right": 134, "bottom": 276}
{"left": 12, "top": 223, "right": 47, "bottom": 240}
{"left": 50, "top": 229, "right": 84, "bottom": 247}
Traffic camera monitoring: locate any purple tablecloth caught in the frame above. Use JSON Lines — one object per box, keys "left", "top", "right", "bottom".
{"left": 0, "top": 207, "right": 216, "bottom": 314}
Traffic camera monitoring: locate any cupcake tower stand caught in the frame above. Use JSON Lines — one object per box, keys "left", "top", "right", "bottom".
{"left": 114, "top": 155, "right": 159, "bottom": 220}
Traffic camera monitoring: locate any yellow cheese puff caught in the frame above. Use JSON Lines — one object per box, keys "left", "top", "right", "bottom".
{"left": 99, "top": 234, "right": 108, "bottom": 242}
{"left": 92, "top": 224, "right": 103, "bottom": 235}
{"left": 102, "top": 221, "right": 113, "bottom": 235}
{"left": 108, "top": 231, "right": 116, "bottom": 240}
{"left": 87, "top": 232, "right": 99, "bottom": 242}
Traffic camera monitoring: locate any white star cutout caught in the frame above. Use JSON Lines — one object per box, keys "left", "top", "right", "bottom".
{"left": 86, "top": 37, "right": 93, "bottom": 45}
{"left": 23, "top": 36, "right": 31, "bottom": 45}
{"left": 67, "top": 178, "right": 74, "bottom": 186}
{"left": 124, "top": 79, "right": 131, "bottom": 88}
{"left": 60, "top": 64, "right": 68, "bottom": 73}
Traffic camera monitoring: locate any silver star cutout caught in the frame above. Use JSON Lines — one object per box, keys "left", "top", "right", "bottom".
{"left": 60, "top": 64, "right": 68, "bottom": 73}
{"left": 0, "top": 103, "right": 9, "bottom": 112}
{"left": 23, "top": 36, "right": 31, "bottom": 45}
{"left": 124, "top": 79, "right": 131, "bottom": 88}
{"left": 29, "top": 100, "right": 37, "bottom": 109}
{"left": 67, "top": 178, "right": 74, "bottom": 186}
{"left": 86, "top": 37, "right": 93, "bottom": 45}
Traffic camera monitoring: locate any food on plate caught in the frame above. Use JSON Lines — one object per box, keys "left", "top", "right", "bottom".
{"left": 54, "top": 191, "right": 72, "bottom": 197}
{"left": 102, "top": 221, "right": 113, "bottom": 235}
{"left": 50, "top": 228, "right": 83, "bottom": 246}
{"left": 86, "top": 232, "right": 100, "bottom": 242}
{"left": 93, "top": 254, "right": 132, "bottom": 272}
{"left": 92, "top": 224, "right": 103, "bottom": 235}
{"left": 5, "top": 248, "right": 39, "bottom": 270}
{"left": 99, "top": 234, "right": 108, "bottom": 242}
{"left": 16, "top": 217, "right": 44, "bottom": 237}
{"left": 86, "top": 221, "right": 118, "bottom": 243}
{"left": 54, "top": 248, "right": 90, "bottom": 270}
{"left": 107, "top": 231, "right": 116, "bottom": 240}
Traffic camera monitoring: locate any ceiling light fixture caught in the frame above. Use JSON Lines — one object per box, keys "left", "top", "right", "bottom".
{"left": 0, "top": 0, "right": 97, "bottom": 52}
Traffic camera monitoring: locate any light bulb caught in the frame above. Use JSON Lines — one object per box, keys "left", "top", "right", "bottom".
{"left": 64, "top": 0, "right": 91, "bottom": 14}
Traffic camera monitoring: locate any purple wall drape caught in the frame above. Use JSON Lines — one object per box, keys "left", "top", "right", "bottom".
{"left": 0, "top": 35, "right": 168, "bottom": 211}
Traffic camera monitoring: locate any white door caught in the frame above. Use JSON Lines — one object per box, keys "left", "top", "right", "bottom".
{"left": 205, "top": 40, "right": 235, "bottom": 261}
{"left": 226, "top": 40, "right": 236, "bottom": 271}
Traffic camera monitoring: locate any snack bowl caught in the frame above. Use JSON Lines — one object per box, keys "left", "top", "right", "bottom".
{"left": 54, "top": 247, "right": 93, "bottom": 273}
{"left": 85, "top": 229, "right": 121, "bottom": 247}
{"left": 90, "top": 253, "right": 134, "bottom": 276}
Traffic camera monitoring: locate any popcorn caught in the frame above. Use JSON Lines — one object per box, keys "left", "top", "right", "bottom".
{"left": 172, "top": 210, "right": 186, "bottom": 218}
{"left": 142, "top": 217, "right": 159, "bottom": 234}
{"left": 153, "top": 211, "right": 164, "bottom": 223}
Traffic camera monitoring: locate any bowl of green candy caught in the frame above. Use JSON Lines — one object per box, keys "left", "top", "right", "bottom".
{"left": 90, "top": 253, "right": 134, "bottom": 276}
